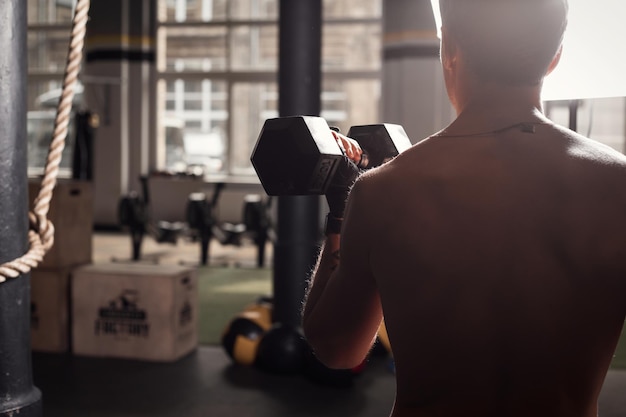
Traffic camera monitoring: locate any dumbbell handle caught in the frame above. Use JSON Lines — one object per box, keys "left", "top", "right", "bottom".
{"left": 357, "top": 152, "right": 370, "bottom": 169}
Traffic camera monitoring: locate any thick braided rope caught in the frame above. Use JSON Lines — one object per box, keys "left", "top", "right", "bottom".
{"left": 0, "top": 0, "right": 91, "bottom": 283}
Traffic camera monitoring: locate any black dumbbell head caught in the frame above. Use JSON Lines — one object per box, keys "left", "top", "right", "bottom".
{"left": 347, "top": 124, "right": 412, "bottom": 168}
{"left": 251, "top": 116, "right": 344, "bottom": 196}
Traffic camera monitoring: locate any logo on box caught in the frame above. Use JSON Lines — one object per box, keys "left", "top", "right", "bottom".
{"left": 95, "top": 290, "right": 150, "bottom": 337}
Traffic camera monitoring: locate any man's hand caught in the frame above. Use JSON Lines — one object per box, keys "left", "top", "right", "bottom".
{"left": 332, "top": 131, "right": 365, "bottom": 167}
{"left": 325, "top": 131, "right": 363, "bottom": 219}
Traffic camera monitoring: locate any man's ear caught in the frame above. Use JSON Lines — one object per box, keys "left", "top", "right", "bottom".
{"left": 440, "top": 28, "right": 458, "bottom": 71}
{"left": 546, "top": 44, "right": 563, "bottom": 76}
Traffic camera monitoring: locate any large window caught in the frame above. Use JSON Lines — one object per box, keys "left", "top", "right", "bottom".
{"left": 27, "top": 0, "right": 78, "bottom": 175}
{"left": 156, "top": 0, "right": 382, "bottom": 177}
{"left": 24, "top": 1, "right": 626, "bottom": 178}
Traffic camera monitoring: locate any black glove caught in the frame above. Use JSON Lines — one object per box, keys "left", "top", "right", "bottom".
{"left": 325, "top": 156, "right": 360, "bottom": 219}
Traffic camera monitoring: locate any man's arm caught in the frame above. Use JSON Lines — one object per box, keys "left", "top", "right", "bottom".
{"left": 302, "top": 177, "right": 383, "bottom": 369}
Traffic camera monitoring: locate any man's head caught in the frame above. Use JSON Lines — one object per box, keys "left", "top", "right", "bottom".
{"left": 439, "top": 0, "right": 569, "bottom": 86}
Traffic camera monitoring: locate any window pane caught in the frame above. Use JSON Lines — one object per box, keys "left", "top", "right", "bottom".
{"left": 211, "top": 81, "right": 229, "bottom": 111}
{"left": 28, "top": 79, "right": 63, "bottom": 111}
{"left": 546, "top": 98, "right": 626, "bottom": 153}
{"left": 230, "top": 25, "right": 278, "bottom": 70}
{"left": 321, "top": 79, "right": 380, "bottom": 134}
{"left": 27, "top": 110, "right": 74, "bottom": 171}
{"left": 323, "top": 0, "right": 382, "bottom": 19}
{"left": 323, "top": 23, "right": 381, "bottom": 71}
{"left": 159, "top": 26, "right": 227, "bottom": 71}
{"left": 27, "top": 80, "right": 77, "bottom": 172}
{"left": 160, "top": 79, "right": 229, "bottom": 174}
{"left": 184, "top": 80, "right": 203, "bottom": 93}
{"left": 184, "top": 100, "right": 203, "bottom": 111}
{"left": 588, "top": 98, "right": 625, "bottom": 152}
{"left": 231, "top": 83, "right": 277, "bottom": 174}
{"left": 159, "top": 0, "right": 227, "bottom": 22}
{"left": 229, "top": 0, "right": 278, "bottom": 19}
{"left": 28, "top": 0, "right": 76, "bottom": 24}
{"left": 28, "top": 30, "right": 72, "bottom": 73}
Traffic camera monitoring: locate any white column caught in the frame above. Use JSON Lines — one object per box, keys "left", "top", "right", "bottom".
{"left": 84, "top": 0, "right": 156, "bottom": 226}
{"left": 381, "top": 0, "right": 453, "bottom": 143}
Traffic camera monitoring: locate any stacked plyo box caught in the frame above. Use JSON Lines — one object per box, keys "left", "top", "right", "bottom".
{"left": 72, "top": 263, "right": 198, "bottom": 362}
{"left": 29, "top": 179, "right": 94, "bottom": 353}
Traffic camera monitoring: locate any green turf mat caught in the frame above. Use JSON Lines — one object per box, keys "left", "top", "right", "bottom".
{"left": 610, "top": 323, "right": 626, "bottom": 369}
{"left": 197, "top": 266, "right": 273, "bottom": 346}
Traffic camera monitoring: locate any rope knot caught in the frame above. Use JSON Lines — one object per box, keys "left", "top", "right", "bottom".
{"left": 29, "top": 211, "right": 55, "bottom": 252}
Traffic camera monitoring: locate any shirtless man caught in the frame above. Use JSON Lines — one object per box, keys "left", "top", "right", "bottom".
{"left": 302, "top": 0, "right": 626, "bottom": 416}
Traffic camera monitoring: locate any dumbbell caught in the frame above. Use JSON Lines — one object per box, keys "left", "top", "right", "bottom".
{"left": 250, "top": 116, "right": 411, "bottom": 196}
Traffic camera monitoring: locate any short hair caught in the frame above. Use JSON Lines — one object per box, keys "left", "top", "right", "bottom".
{"left": 439, "top": 0, "right": 569, "bottom": 85}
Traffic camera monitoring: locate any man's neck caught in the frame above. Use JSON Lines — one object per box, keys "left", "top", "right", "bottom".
{"left": 446, "top": 79, "right": 549, "bottom": 136}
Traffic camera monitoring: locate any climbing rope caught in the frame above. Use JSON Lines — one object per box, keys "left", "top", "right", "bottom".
{"left": 0, "top": 0, "right": 91, "bottom": 283}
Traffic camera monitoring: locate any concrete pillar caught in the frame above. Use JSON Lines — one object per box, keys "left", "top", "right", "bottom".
{"left": 0, "top": 1, "right": 42, "bottom": 415}
{"left": 84, "top": 0, "right": 157, "bottom": 226}
{"left": 382, "top": 0, "right": 454, "bottom": 143}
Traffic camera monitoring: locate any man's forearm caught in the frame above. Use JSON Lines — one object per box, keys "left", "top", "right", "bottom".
{"left": 302, "top": 233, "right": 340, "bottom": 325}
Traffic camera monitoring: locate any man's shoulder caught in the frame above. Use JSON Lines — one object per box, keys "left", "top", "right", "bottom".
{"left": 559, "top": 126, "right": 626, "bottom": 170}
{"left": 356, "top": 149, "right": 411, "bottom": 189}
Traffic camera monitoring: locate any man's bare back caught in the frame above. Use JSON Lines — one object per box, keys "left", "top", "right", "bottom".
{"left": 301, "top": 2, "right": 626, "bottom": 416}
{"left": 359, "top": 122, "right": 626, "bottom": 416}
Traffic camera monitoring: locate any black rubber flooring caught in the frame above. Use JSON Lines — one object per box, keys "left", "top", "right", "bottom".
{"left": 32, "top": 346, "right": 396, "bottom": 417}
{"left": 32, "top": 346, "right": 626, "bottom": 417}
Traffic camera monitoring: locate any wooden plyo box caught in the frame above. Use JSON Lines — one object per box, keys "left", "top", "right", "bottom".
{"left": 28, "top": 179, "right": 93, "bottom": 268}
{"left": 72, "top": 263, "right": 198, "bottom": 362}
{"left": 30, "top": 267, "right": 72, "bottom": 353}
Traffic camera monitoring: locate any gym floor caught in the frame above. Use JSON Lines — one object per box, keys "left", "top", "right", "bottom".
{"left": 30, "top": 232, "right": 626, "bottom": 417}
